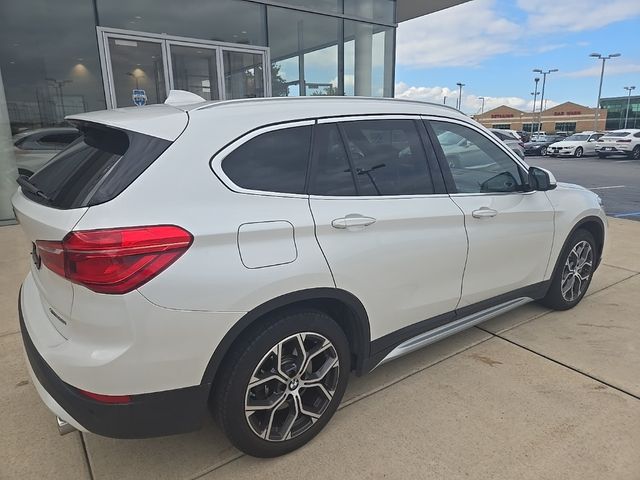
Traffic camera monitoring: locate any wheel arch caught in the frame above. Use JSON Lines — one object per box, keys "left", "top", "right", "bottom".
{"left": 550, "top": 215, "right": 606, "bottom": 282}
{"left": 200, "top": 288, "right": 372, "bottom": 390}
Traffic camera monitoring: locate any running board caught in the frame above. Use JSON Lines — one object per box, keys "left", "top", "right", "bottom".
{"left": 375, "top": 297, "right": 532, "bottom": 368}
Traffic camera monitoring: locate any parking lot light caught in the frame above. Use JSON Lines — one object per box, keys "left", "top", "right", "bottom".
{"left": 590, "top": 53, "right": 621, "bottom": 130}
{"left": 624, "top": 86, "right": 636, "bottom": 129}
{"left": 533, "top": 69, "right": 558, "bottom": 134}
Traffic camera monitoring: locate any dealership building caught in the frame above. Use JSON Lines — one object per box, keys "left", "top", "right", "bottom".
{"left": 600, "top": 95, "right": 640, "bottom": 131}
{"left": 473, "top": 102, "right": 608, "bottom": 135}
{"left": 0, "top": 0, "right": 467, "bottom": 223}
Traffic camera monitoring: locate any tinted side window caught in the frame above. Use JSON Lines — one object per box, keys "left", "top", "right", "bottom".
{"left": 222, "top": 126, "right": 312, "bottom": 194}
{"left": 430, "top": 121, "right": 524, "bottom": 194}
{"left": 340, "top": 119, "right": 434, "bottom": 196}
{"left": 310, "top": 124, "right": 357, "bottom": 196}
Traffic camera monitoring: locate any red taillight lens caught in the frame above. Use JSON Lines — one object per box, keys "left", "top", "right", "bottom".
{"left": 37, "top": 225, "right": 192, "bottom": 294}
{"left": 616, "top": 139, "right": 632, "bottom": 143}
{"left": 78, "top": 389, "right": 132, "bottom": 404}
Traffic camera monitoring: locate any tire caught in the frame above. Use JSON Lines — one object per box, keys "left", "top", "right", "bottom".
{"left": 628, "top": 145, "right": 640, "bottom": 160}
{"left": 574, "top": 147, "right": 583, "bottom": 158}
{"left": 597, "top": 153, "right": 607, "bottom": 159}
{"left": 212, "top": 309, "right": 350, "bottom": 457}
{"left": 540, "top": 229, "right": 597, "bottom": 311}
{"left": 540, "top": 146, "right": 547, "bottom": 156}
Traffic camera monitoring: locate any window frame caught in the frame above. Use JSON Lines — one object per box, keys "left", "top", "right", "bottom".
{"left": 422, "top": 116, "right": 531, "bottom": 196}
{"left": 211, "top": 119, "right": 315, "bottom": 198}
{"left": 309, "top": 114, "right": 447, "bottom": 198}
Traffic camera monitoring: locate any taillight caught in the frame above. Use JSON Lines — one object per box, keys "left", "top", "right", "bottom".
{"left": 36, "top": 225, "right": 192, "bottom": 294}
{"left": 616, "top": 139, "right": 632, "bottom": 143}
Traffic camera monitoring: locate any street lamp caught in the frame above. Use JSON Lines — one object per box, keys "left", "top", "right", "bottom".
{"left": 456, "top": 82, "right": 465, "bottom": 110}
{"left": 478, "top": 96, "right": 485, "bottom": 114}
{"left": 532, "top": 69, "right": 558, "bottom": 134}
{"left": 590, "top": 52, "right": 621, "bottom": 130}
{"left": 531, "top": 77, "right": 540, "bottom": 133}
{"left": 624, "top": 86, "right": 636, "bottom": 129}
{"left": 45, "top": 77, "right": 72, "bottom": 118}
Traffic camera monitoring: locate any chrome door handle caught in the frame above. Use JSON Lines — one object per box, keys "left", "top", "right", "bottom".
{"left": 472, "top": 207, "right": 498, "bottom": 218}
{"left": 332, "top": 214, "right": 377, "bottom": 230}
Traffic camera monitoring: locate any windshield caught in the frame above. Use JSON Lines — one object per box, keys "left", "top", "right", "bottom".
{"left": 565, "top": 134, "right": 589, "bottom": 141}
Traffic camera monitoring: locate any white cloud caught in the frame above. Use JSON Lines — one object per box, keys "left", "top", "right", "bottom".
{"left": 395, "top": 82, "right": 558, "bottom": 114}
{"left": 517, "top": 0, "right": 640, "bottom": 33}
{"left": 561, "top": 62, "right": 640, "bottom": 78}
{"left": 396, "top": 0, "right": 521, "bottom": 68}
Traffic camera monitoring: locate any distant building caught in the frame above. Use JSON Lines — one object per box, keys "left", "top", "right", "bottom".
{"left": 600, "top": 95, "right": 640, "bottom": 130}
{"left": 473, "top": 102, "right": 607, "bottom": 134}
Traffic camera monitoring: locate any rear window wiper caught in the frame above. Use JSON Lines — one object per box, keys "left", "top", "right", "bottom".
{"left": 17, "top": 175, "right": 51, "bottom": 203}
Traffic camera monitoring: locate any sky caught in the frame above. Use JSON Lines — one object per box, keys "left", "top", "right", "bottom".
{"left": 394, "top": 0, "right": 640, "bottom": 115}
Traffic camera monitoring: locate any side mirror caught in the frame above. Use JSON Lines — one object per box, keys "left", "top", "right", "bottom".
{"left": 528, "top": 166, "right": 557, "bottom": 191}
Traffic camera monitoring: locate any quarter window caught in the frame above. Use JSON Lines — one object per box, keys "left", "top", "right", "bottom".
{"left": 222, "top": 125, "right": 312, "bottom": 194}
{"left": 312, "top": 119, "right": 434, "bottom": 196}
{"left": 430, "top": 121, "right": 524, "bottom": 194}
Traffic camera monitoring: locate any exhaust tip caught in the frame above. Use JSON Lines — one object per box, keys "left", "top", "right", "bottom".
{"left": 56, "top": 416, "right": 76, "bottom": 436}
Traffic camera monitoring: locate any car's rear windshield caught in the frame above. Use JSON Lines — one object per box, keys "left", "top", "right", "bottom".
{"left": 603, "top": 132, "right": 630, "bottom": 137}
{"left": 24, "top": 122, "right": 171, "bottom": 209}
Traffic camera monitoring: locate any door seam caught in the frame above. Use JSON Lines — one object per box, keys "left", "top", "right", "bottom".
{"left": 449, "top": 195, "right": 469, "bottom": 311}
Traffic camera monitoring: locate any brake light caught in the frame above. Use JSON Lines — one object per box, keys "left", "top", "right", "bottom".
{"left": 78, "top": 389, "right": 131, "bottom": 404}
{"left": 36, "top": 225, "right": 192, "bottom": 294}
{"left": 616, "top": 139, "right": 632, "bottom": 143}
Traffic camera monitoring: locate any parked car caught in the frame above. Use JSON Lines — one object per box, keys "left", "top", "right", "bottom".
{"left": 595, "top": 129, "right": 640, "bottom": 159}
{"left": 14, "top": 93, "right": 607, "bottom": 458}
{"left": 516, "top": 130, "right": 531, "bottom": 143}
{"left": 524, "top": 134, "right": 565, "bottom": 156}
{"left": 490, "top": 128, "right": 525, "bottom": 158}
{"left": 547, "top": 132, "right": 604, "bottom": 158}
{"left": 12, "top": 127, "right": 82, "bottom": 176}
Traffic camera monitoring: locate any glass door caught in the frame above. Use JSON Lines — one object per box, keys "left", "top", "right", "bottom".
{"left": 98, "top": 28, "right": 271, "bottom": 109}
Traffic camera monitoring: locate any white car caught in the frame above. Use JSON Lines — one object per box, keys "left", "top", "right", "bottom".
{"left": 547, "top": 131, "right": 604, "bottom": 158}
{"left": 14, "top": 93, "right": 607, "bottom": 458}
{"left": 490, "top": 128, "right": 525, "bottom": 158}
{"left": 595, "top": 129, "right": 640, "bottom": 159}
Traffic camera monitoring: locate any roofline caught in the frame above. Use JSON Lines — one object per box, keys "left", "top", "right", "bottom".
{"left": 190, "top": 96, "right": 465, "bottom": 114}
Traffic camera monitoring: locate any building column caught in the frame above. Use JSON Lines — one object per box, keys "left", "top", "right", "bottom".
{"left": 0, "top": 66, "right": 18, "bottom": 223}
{"left": 354, "top": 0, "right": 373, "bottom": 96}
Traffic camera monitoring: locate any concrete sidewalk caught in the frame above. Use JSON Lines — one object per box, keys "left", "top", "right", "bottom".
{"left": 1, "top": 218, "right": 639, "bottom": 479}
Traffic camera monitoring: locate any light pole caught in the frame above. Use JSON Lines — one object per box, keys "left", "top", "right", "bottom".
{"left": 533, "top": 69, "right": 557, "bottom": 134}
{"left": 590, "top": 52, "right": 621, "bottom": 130}
{"left": 531, "top": 77, "right": 540, "bottom": 133}
{"left": 443, "top": 95, "right": 447, "bottom": 105}
{"left": 456, "top": 82, "right": 465, "bottom": 110}
{"left": 623, "top": 86, "right": 636, "bottom": 129}
{"left": 45, "top": 77, "right": 72, "bottom": 119}
{"left": 478, "top": 96, "right": 485, "bottom": 114}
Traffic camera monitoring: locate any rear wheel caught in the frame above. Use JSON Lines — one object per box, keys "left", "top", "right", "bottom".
{"left": 628, "top": 145, "right": 640, "bottom": 160}
{"left": 540, "top": 229, "right": 596, "bottom": 310}
{"left": 212, "top": 309, "right": 350, "bottom": 457}
{"left": 574, "top": 147, "right": 583, "bottom": 158}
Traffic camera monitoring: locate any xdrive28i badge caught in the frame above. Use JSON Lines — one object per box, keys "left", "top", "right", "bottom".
{"left": 31, "top": 242, "right": 41, "bottom": 269}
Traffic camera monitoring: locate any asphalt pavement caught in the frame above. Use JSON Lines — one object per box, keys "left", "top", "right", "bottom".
{"left": 526, "top": 154, "right": 640, "bottom": 220}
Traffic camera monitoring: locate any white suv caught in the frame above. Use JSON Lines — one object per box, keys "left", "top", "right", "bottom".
{"left": 14, "top": 94, "right": 607, "bottom": 458}
{"left": 595, "top": 129, "right": 640, "bottom": 159}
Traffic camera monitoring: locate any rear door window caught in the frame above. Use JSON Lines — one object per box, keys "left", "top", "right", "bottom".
{"left": 221, "top": 125, "right": 312, "bottom": 194}
{"left": 311, "top": 119, "right": 434, "bottom": 196}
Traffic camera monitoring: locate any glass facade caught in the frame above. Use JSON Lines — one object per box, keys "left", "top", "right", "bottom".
{"left": 0, "top": 0, "right": 397, "bottom": 222}
{"left": 601, "top": 96, "right": 640, "bottom": 131}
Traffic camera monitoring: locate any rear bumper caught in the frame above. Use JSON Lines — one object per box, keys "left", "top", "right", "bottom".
{"left": 595, "top": 147, "right": 631, "bottom": 155}
{"left": 19, "top": 288, "right": 211, "bottom": 439}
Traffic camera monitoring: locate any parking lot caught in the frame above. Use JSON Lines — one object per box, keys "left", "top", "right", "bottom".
{"left": 527, "top": 154, "right": 640, "bottom": 220}
{"left": 2, "top": 216, "right": 640, "bottom": 479}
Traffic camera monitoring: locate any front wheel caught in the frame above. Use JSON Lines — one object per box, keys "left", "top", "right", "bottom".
{"left": 212, "top": 309, "right": 350, "bottom": 457}
{"left": 574, "top": 147, "right": 583, "bottom": 158}
{"left": 540, "top": 146, "right": 547, "bottom": 156}
{"left": 540, "top": 229, "right": 596, "bottom": 311}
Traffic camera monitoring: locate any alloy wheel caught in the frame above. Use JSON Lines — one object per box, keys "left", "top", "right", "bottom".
{"left": 560, "top": 240, "right": 593, "bottom": 302}
{"left": 632, "top": 146, "right": 640, "bottom": 160}
{"left": 244, "top": 332, "right": 339, "bottom": 442}
{"left": 575, "top": 147, "right": 583, "bottom": 158}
